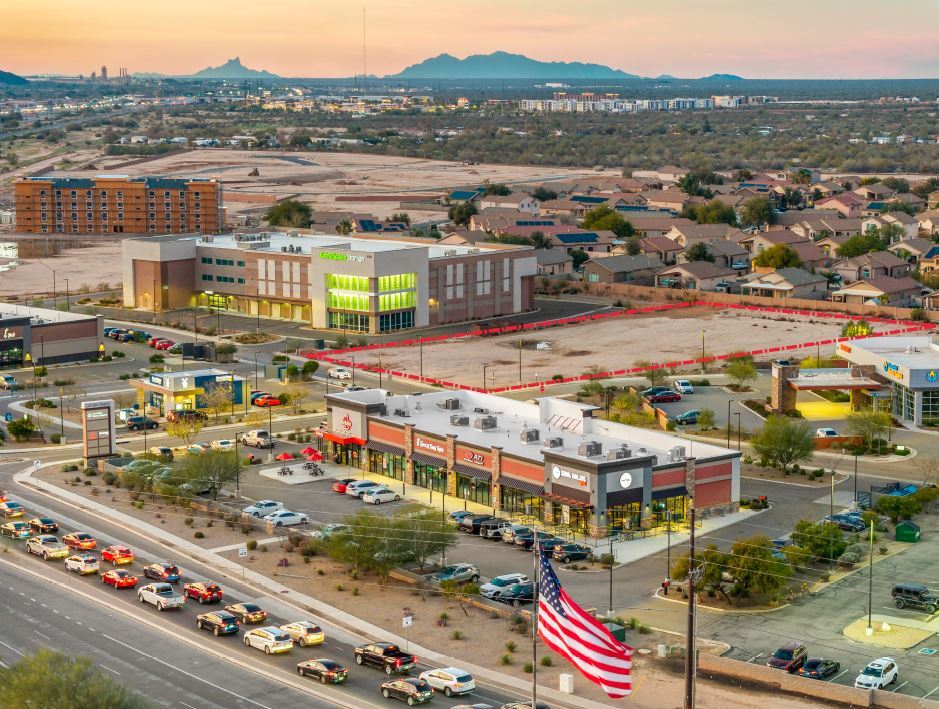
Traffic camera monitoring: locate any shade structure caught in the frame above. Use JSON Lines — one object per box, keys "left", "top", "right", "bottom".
{"left": 275, "top": 452, "right": 294, "bottom": 461}
{"left": 306, "top": 452, "right": 323, "bottom": 462}
{"left": 300, "top": 446, "right": 316, "bottom": 456}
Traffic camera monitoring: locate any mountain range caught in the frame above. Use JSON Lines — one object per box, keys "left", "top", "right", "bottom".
{"left": 189, "top": 57, "right": 279, "bottom": 79}
{"left": 0, "top": 69, "right": 27, "bottom": 85}
{"left": 390, "top": 51, "right": 639, "bottom": 79}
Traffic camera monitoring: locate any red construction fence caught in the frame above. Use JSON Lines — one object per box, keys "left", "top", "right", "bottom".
{"left": 301, "top": 301, "right": 936, "bottom": 394}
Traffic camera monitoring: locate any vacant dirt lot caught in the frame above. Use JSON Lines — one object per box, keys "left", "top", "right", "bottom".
{"left": 355, "top": 308, "right": 848, "bottom": 388}
{"left": 0, "top": 240, "right": 123, "bottom": 299}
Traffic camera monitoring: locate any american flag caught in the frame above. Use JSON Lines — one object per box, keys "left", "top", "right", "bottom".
{"left": 536, "top": 547, "right": 633, "bottom": 698}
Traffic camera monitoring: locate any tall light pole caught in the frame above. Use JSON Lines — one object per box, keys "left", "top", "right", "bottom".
{"left": 378, "top": 354, "right": 383, "bottom": 389}
{"left": 866, "top": 520, "right": 874, "bottom": 636}
{"left": 350, "top": 355, "right": 356, "bottom": 387}
{"left": 684, "top": 499, "right": 698, "bottom": 709}
{"left": 726, "top": 399, "right": 735, "bottom": 448}
{"left": 255, "top": 288, "right": 261, "bottom": 335}
{"left": 64, "top": 278, "right": 70, "bottom": 312}
{"left": 419, "top": 337, "right": 424, "bottom": 380}
{"left": 518, "top": 339, "right": 523, "bottom": 383}
{"left": 734, "top": 412, "right": 741, "bottom": 450}
{"left": 700, "top": 330, "right": 705, "bottom": 374}
{"left": 37, "top": 262, "right": 56, "bottom": 311}
{"left": 482, "top": 364, "right": 491, "bottom": 393}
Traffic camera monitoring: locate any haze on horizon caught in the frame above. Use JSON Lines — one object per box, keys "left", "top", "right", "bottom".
{"left": 3, "top": 0, "right": 939, "bottom": 80}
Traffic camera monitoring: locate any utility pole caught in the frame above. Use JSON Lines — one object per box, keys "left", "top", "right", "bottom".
{"left": 684, "top": 503, "right": 698, "bottom": 709}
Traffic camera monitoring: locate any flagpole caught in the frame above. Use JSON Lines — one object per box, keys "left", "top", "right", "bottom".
{"left": 532, "top": 529, "right": 538, "bottom": 709}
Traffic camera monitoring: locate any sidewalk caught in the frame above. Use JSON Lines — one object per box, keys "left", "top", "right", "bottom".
{"left": 15, "top": 462, "right": 606, "bottom": 709}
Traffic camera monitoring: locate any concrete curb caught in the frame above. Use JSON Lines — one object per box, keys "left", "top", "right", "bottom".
{"left": 15, "top": 464, "right": 609, "bottom": 709}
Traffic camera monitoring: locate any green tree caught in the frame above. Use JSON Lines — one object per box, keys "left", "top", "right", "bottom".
{"left": 633, "top": 359, "right": 664, "bottom": 387}
{"left": 569, "top": 249, "right": 590, "bottom": 269}
{"left": 579, "top": 365, "right": 605, "bottom": 397}
{"left": 725, "top": 354, "right": 757, "bottom": 389}
{"left": 388, "top": 212, "right": 411, "bottom": 226}
{"left": 676, "top": 171, "right": 716, "bottom": 198}
{"left": 841, "top": 319, "right": 873, "bottom": 337}
{"left": 301, "top": 360, "right": 320, "bottom": 381}
{"left": 176, "top": 449, "right": 238, "bottom": 501}
{"left": 201, "top": 383, "right": 233, "bottom": 423}
{"left": 685, "top": 242, "right": 714, "bottom": 262}
{"left": 166, "top": 418, "right": 204, "bottom": 446}
{"left": 484, "top": 183, "right": 511, "bottom": 196}
{"left": 531, "top": 186, "right": 558, "bottom": 201}
{"left": 846, "top": 410, "right": 891, "bottom": 451}
{"left": 448, "top": 202, "right": 477, "bottom": 227}
{"left": 751, "top": 416, "right": 814, "bottom": 472}
{"left": 289, "top": 132, "right": 311, "bottom": 148}
{"left": 835, "top": 228, "right": 897, "bottom": 258}
{"left": 670, "top": 544, "right": 729, "bottom": 594}
{"left": 7, "top": 416, "right": 37, "bottom": 442}
{"left": 0, "top": 650, "right": 148, "bottom": 709}
{"left": 875, "top": 494, "right": 921, "bottom": 523}
{"left": 792, "top": 519, "right": 846, "bottom": 562}
{"left": 912, "top": 177, "right": 938, "bottom": 199}
{"left": 739, "top": 197, "right": 774, "bottom": 228}
{"left": 265, "top": 199, "right": 312, "bottom": 228}
{"left": 726, "top": 535, "right": 790, "bottom": 597}
{"left": 753, "top": 244, "right": 801, "bottom": 269}
{"left": 685, "top": 199, "right": 737, "bottom": 226}
{"left": 581, "top": 205, "right": 634, "bottom": 238}
{"left": 697, "top": 408, "right": 716, "bottom": 430}
{"left": 335, "top": 219, "right": 353, "bottom": 235}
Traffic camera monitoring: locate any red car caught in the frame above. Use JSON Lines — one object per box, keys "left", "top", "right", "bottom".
{"left": 155, "top": 339, "right": 175, "bottom": 350}
{"left": 147, "top": 337, "right": 164, "bottom": 347}
{"left": 101, "top": 569, "right": 138, "bottom": 589}
{"left": 184, "top": 581, "right": 224, "bottom": 604}
{"left": 62, "top": 532, "right": 97, "bottom": 550}
{"left": 332, "top": 478, "right": 356, "bottom": 494}
{"left": 253, "top": 395, "right": 282, "bottom": 407}
{"left": 101, "top": 545, "right": 134, "bottom": 565}
{"left": 648, "top": 391, "right": 682, "bottom": 403}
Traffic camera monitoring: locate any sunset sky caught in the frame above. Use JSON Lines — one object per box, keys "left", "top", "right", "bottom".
{"left": 3, "top": 0, "right": 939, "bottom": 79}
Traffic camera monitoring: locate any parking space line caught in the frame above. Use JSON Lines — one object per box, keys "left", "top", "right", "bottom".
{"left": 830, "top": 669, "right": 849, "bottom": 683}
{"left": 0, "top": 640, "right": 23, "bottom": 656}
{"left": 100, "top": 665, "right": 121, "bottom": 676}
{"left": 923, "top": 687, "right": 939, "bottom": 699}
{"left": 893, "top": 681, "right": 908, "bottom": 693}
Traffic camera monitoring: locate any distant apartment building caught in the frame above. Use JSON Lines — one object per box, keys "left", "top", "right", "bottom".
{"left": 14, "top": 175, "right": 223, "bottom": 235}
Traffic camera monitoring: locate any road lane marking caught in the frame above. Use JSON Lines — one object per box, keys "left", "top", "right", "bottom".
{"left": 34, "top": 631, "right": 50, "bottom": 640}
{"left": 0, "top": 640, "right": 23, "bottom": 656}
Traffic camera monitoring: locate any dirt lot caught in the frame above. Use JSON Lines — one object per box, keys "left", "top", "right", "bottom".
{"left": 355, "top": 308, "right": 848, "bottom": 388}
{"left": 0, "top": 240, "right": 123, "bottom": 299}
{"left": 40, "top": 149, "right": 607, "bottom": 221}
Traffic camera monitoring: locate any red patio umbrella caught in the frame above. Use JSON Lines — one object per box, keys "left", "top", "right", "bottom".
{"left": 306, "top": 451, "right": 323, "bottom": 462}
{"left": 275, "top": 452, "right": 294, "bottom": 461}
{"left": 300, "top": 446, "right": 316, "bottom": 456}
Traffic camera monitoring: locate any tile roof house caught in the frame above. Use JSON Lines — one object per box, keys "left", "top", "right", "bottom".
{"left": 582, "top": 254, "right": 663, "bottom": 285}
{"left": 654, "top": 262, "right": 735, "bottom": 291}
{"left": 539, "top": 199, "right": 589, "bottom": 218}
{"left": 552, "top": 230, "right": 616, "bottom": 254}
{"left": 814, "top": 232, "right": 856, "bottom": 257}
{"left": 887, "top": 238, "right": 935, "bottom": 261}
{"left": 736, "top": 229, "right": 809, "bottom": 254}
{"left": 863, "top": 212, "right": 919, "bottom": 242}
{"left": 448, "top": 189, "right": 482, "bottom": 204}
{"left": 628, "top": 216, "right": 694, "bottom": 238}
{"left": 832, "top": 251, "right": 912, "bottom": 283}
{"left": 788, "top": 217, "right": 863, "bottom": 241}
{"left": 831, "top": 276, "right": 919, "bottom": 305}
{"left": 788, "top": 241, "right": 832, "bottom": 271}
{"left": 639, "top": 189, "right": 690, "bottom": 211}
{"left": 535, "top": 248, "right": 575, "bottom": 276}
{"left": 478, "top": 193, "right": 540, "bottom": 215}
{"left": 853, "top": 183, "right": 897, "bottom": 201}
{"left": 695, "top": 239, "right": 751, "bottom": 272}
{"left": 739, "top": 267, "right": 828, "bottom": 298}
{"left": 666, "top": 223, "right": 743, "bottom": 248}
{"left": 816, "top": 193, "right": 866, "bottom": 218}
{"left": 888, "top": 192, "right": 926, "bottom": 211}
{"left": 656, "top": 165, "right": 689, "bottom": 182}
{"left": 918, "top": 210, "right": 939, "bottom": 236}
{"left": 638, "top": 235, "right": 684, "bottom": 265}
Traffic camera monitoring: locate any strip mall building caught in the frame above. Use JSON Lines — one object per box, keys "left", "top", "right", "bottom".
{"left": 323, "top": 389, "right": 740, "bottom": 537}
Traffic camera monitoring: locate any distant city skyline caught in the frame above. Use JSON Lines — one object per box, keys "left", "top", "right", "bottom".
{"left": 4, "top": 0, "right": 939, "bottom": 79}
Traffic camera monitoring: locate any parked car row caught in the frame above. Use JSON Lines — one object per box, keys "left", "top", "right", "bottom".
{"left": 331, "top": 478, "right": 402, "bottom": 505}
{"left": 768, "top": 643, "right": 900, "bottom": 689}
{"left": 451, "top": 512, "right": 594, "bottom": 563}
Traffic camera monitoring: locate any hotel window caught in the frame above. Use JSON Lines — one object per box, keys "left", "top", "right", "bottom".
{"left": 149, "top": 213, "right": 155, "bottom": 221}
{"left": 100, "top": 190, "right": 107, "bottom": 198}
{"left": 55, "top": 212, "right": 62, "bottom": 221}
{"left": 201, "top": 274, "right": 213, "bottom": 282}
{"left": 164, "top": 212, "right": 171, "bottom": 220}
{"left": 149, "top": 202, "right": 155, "bottom": 209}
{"left": 69, "top": 190, "right": 77, "bottom": 198}
{"left": 116, "top": 201, "right": 123, "bottom": 209}
{"left": 39, "top": 189, "right": 46, "bottom": 196}
{"left": 163, "top": 191, "right": 170, "bottom": 198}
{"left": 194, "top": 193, "right": 201, "bottom": 200}
{"left": 86, "top": 201, "right": 92, "bottom": 209}
{"left": 116, "top": 191, "right": 123, "bottom": 199}
{"left": 55, "top": 190, "right": 62, "bottom": 197}
{"left": 164, "top": 202, "right": 171, "bottom": 210}
{"left": 237, "top": 278, "right": 245, "bottom": 284}
{"left": 503, "top": 257, "right": 510, "bottom": 291}
{"left": 117, "top": 213, "right": 124, "bottom": 221}
{"left": 148, "top": 191, "right": 155, "bottom": 198}
{"left": 71, "top": 212, "right": 77, "bottom": 221}
{"left": 179, "top": 191, "right": 185, "bottom": 199}
{"left": 40, "top": 212, "right": 47, "bottom": 222}
{"left": 40, "top": 226, "right": 48, "bottom": 233}
{"left": 237, "top": 260, "right": 245, "bottom": 267}
{"left": 201, "top": 257, "right": 212, "bottom": 264}
{"left": 476, "top": 260, "right": 492, "bottom": 295}
{"left": 71, "top": 225, "right": 79, "bottom": 233}
{"left": 101, "top": 213, "right": 108, "bottom": 222}
{"left": 86, "top": 190, "right": 92, "bottom": 198}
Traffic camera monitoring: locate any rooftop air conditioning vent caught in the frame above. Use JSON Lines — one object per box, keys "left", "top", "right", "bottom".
{"left": 473, "top": 407, "right": 489, "bottom": 414}
{"left": 450, "top": 414, "right": 470, "bottom": 426}
{"left": 544, "top": 437, "right": 564, "bottom": 449}
{"left": 281, "top": 246, "right": 288, "bottom": 252}
{"left": 393, "top": 408, "right": 410, "bottom": 417}
{"left": 437, "top": 398, "right": 461, "bottom": 410}
{"left": 474, "top": 415, "right": 497, "bottom": 431}
{"left": 667, "top": 446, "right": 686, "bottom": 463}
{"left": 259, "top": 231, "right": 269, "bottom": 239}
{"left": 577, "top": 441, "right": 603, "bottom": 458}
{"left": 288, "top": 230, "right": 299, "bottom": 238}
{"left": 520, "top": 428, "right": 540, "bottom": 443}
{"left": 607, "top": 445, "right": 631, "bottom": 461}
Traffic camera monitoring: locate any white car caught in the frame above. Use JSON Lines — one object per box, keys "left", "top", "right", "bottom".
{"left": 264, "top": 510, "right": 309, "bottom": 527}
{"left": 243, "top": 627, "right": 293, "bottom": 655}
{"left": 854, "top": 657, "right": 899, "bottom": 689}
{"left": 418, "top": 667, "right": 476, "bottom": 697}
{"left": 535, "top": 341, "right": 551, "bottom": 351}
{"left": 64, "top": 553, "right": 99, "bottom": 575}
{"left": 480, "top": 573, "right": 530, "bottom": 599}
{"left": 327, "top": 367, "right": 352, "bottom": 380}
{"left": 138, "top": 583, "right": 185, "bottom": 611}
{"left": 674, "top": 379, "right": 694, "bottom": 394}
{"left": 815, "top": 427, "right": 838, "bottom": 438}
{"left": 362, "top": 486, "right": 400, "bottom": 504}
{"left": 345, "top": 480, "right": 381, "bottom": 498}
{"left": 211, "top": 439, "right": 235, "bottom": 451}
{"left": 243, "top": 500, "right": 284, "bottom": 518}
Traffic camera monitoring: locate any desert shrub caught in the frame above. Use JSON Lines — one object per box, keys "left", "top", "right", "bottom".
{"left": 246, "top": 539, "right": 258, "bottom": 550}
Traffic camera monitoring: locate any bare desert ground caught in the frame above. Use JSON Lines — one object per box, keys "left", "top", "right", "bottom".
{"left": 354, "top": 308, "right": 849, "bottom": 388}
{"left": 0, "top": 241, "right": 123, "bottom": 299}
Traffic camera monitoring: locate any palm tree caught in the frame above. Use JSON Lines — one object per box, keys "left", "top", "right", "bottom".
{"left": 336, "top": 219, "right": 353, "bottom": 236}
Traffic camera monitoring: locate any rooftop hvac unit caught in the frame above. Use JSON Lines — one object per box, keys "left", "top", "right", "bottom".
{"left": 520, "top": 428, "right": 540, "bottom": 443}
{"left": 444, "top": 249, "right": 457, "bottom": 257}
{"left": 392, "top": 408, "right": 410, "bottom": 417}
{"left": 473, "top": 407, "right": 489, "bottom": 414}
{"left": 577, "top": 441, "right": 603, "bottom": 458}
{"left": 438, "top": 398, "right": 461, "bottom": 410}
{"left": 544, "top": 437, "right": 564, "bottom": 449}
{"left": 667, "top": 446, "right": 686, "bottom": 463}
{"left": 281, "top": 246, "right": 288, "bottom": 252}
{"left": 606, "top": 445, "right": 631, "bottom": 461}
{"left": 288, "top": 230, "right": 299, "bottom": 238}
{"left": 474, "top": 415, "right": 497, "bottom": 431}
{"left": 450, "top": 414, "right": 469, "bottom": 426}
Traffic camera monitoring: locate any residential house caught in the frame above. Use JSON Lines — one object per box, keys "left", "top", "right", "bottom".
{"left": 918, "top": 210, "right": 939, "bottom": 236}
{"left": 739, "top": 268, "right": 828, "bottom": 299}
{"left": 927, "top": 191, "right": 939, "bottom": 210}
{"left": 888, "top": 192, "right": 926, "bottom": 211}
{"left": 816, "top": 193, "right": 866, "bottom": 218}
{"left": 832, "top": 251, "right": 912, "bottom": 283}
{"left": 774, "top": 209, "right": 842, "bottom": 227}
{"left": 539, "top": 199, "right": 589, "bottom": 219}
{"left": 853, "top": 183, "right": 897, "bottom": 201}
{"left": 788, "top": 241, "right": 832, "bottom": 271}
{"left": 789, "top": 217, "right": 863, "bottom": 241}
{"left": 666, "top": 223, "right": 742, "bottom": 248}
{"left": 447, "top": 189, "right": 481, "bottom": 204}
{"left": 629, "top": 216, "right": 694, "bottom": 238}
{"left": 553, "top": 230, "right": 616, "bottom": 254}
{"left": 914, "top": 246, "right": 939, "bottom": 276}
{"left": 582, "top": 254, "right": 663, "bottom": 285}
{"left": 863, "top": 212, "right": 919, "bottom": 242}
{"left": 655, "top": 262, "right": 735, "bottom": 291}
{"left": 656, "top": 165, "right": 688, "bottom": 183}
{"left": 696, "top": 239, "right": 751, "bottom": 272}
{"left": 831, "top": 276, "right": 919, "bottom": 305}
{"left": 887, "top": 238, "right": 936, "bottom": 262}
{"left": 638, "top": 235, "right": 684, "bottom": 265}
{"left": 815, "top": 232, "right": 856, "bottom": 258}
{"left": 639, "top": 189, "right": 689, "bottom": 212}
{"left": 535, "top": 248, "right": 575, "bottom": 276}
{"left": 477, "top": 193, "right": 540, "bottom": 215}
{"left": 812, "top": 181, "right": 846, "bottom": 198}
{"left": 736, "top": 229, "right": 808, "bottom": 254}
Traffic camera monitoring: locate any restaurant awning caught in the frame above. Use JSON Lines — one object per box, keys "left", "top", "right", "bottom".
{"left": 366, "top": 440, "right": 406, "bottom": 456}
{"left": 499, "top": 477, "right": 544, "bottom": 496}
{"left": 543, "top": 490, "right": 591, "bottom": 508}
{"left": 323, "top": 432, "right": 367, "bottom": 446}
{"left": 410, "top": 451, "right": 446, "bottom": 467}
{"left": 452, "top": 463, "right": 492, "bottom": 482}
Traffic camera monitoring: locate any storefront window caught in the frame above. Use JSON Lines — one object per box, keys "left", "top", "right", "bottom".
{"left": 333, "top": 443, "right": 362, "bottom": 467}
{"left": 328, "top": 312, "right": 370, "bottom": 332}
{"left": 369, "top": 450, "right": 405, "bottom": 481}
{"left": 500, "top": 485, "right": 544, "bottom": 521}
{"left": 0, "top": 344, "right": 24, "bottom": 368}
{"left": 326, "top": 274, "right": 369, "bottom": 292}
{"left": 379, "top": 311, "right": 414, "bottom": 332}
{"left": 923, "top": 390, "right": 939, "bottom": 426}
{"left": 456, "top": 474, "right": 491, "bottom": 507}
{"left": 378, "top": 273, "right": 416, "bottom": 292}
{"left": 414, "top": 461, "right": 446, "bottom": 493}
{"left": 892, "top": 382, "right": 915, "bottom": 422}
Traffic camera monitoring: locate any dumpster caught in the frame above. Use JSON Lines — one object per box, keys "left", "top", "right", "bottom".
{"left": 896, "top": 520, "right": 920, "bottom": 543}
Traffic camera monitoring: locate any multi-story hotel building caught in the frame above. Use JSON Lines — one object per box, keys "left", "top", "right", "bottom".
{"left": 122, "top": 230, "right": 537, "bottom": 333}
{"left": 14, "top": 175, "right": 223, "bottom": 235}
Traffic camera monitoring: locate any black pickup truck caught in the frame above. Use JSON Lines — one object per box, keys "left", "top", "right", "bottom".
{"left": 353, "top": 642, "right": 417, "bottom": 675}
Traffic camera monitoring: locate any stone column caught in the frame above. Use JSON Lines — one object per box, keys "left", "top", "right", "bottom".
{"left": 491, "top": 446, "right": 502, "bottom": 512}
{"left": 770, "top": 364, "right": 798, "bottom": 414}
{"left": 445, "top": 434, "right": 457, "bottom": 497}
{"left": 684, "top": 456, "right": 697, "bottom": 513}
{"left": 403, "top": 423, "right": 415, "bottom": 485}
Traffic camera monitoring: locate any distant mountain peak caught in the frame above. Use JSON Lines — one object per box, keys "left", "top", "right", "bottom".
{"left": 0, "top": 68, "right": 27, "bottom": 86}
{"left": 702, "top": 73, "right": 744, "bottom": 80}
{"left": 389, "top": 51, "right": 638, "bottom": 79}
{"left": 190, "top": 58, "right": 278, "bottom": 79}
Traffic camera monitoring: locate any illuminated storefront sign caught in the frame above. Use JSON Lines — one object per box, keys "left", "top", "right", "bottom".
{"left": 551, "top": 464, "right": 588, "bottom": 487}
{"left": 320, "top": 251, "right": 366, "bottom": 263}
{"left": 883, "top": 361, "right": 904, "bottom": 381}
{"left": 414, "top": 436, "right": 445, "bottom": 455}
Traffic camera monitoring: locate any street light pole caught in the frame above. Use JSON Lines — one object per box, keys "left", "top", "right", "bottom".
{"left": 419, "top": 337, "right": 424, "bottom": 380}
{"left": 255, "top": 288, "right": 261, "bottom": 335}
{"left": 854, "top": 453, "right": 859, "bottom": 506}
{"left": 726, "top": 399, "right": 734, "bottom": 448}
{"left": 867, "top": 520, "right": 874, "bottom": 635}
{"left": 518, "top": 339, "right": 522, "bottom": 384}
{"left": 350, "top": 355, "right": 356, "bottom": 387}
{"left": 378, "top": 354, "right": 383, "bottom": 389}
{"left": 734, "top": 412, "right": 742, "bottom": 450}
{"left": 64, "top": 278, "right": 70, "bottom": 312}
{"left": 684, "top": 502, "right": 698, "bottom": 709}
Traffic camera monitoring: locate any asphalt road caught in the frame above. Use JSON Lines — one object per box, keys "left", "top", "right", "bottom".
{"left": 0, "top": 461, "right": 531, "bottom": 709}
{"left": 0, "top": 560, "right": 317, "bottom": 709}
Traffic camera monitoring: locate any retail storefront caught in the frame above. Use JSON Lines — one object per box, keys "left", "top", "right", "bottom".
{"left": 326, "top": 388, "right": 740, "bottom": 538}
{"left": 129, "top": 369, "right": 248, "bottom": 417}
{"left": 0, "top": 307, "right": 103, "bottom": 369}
